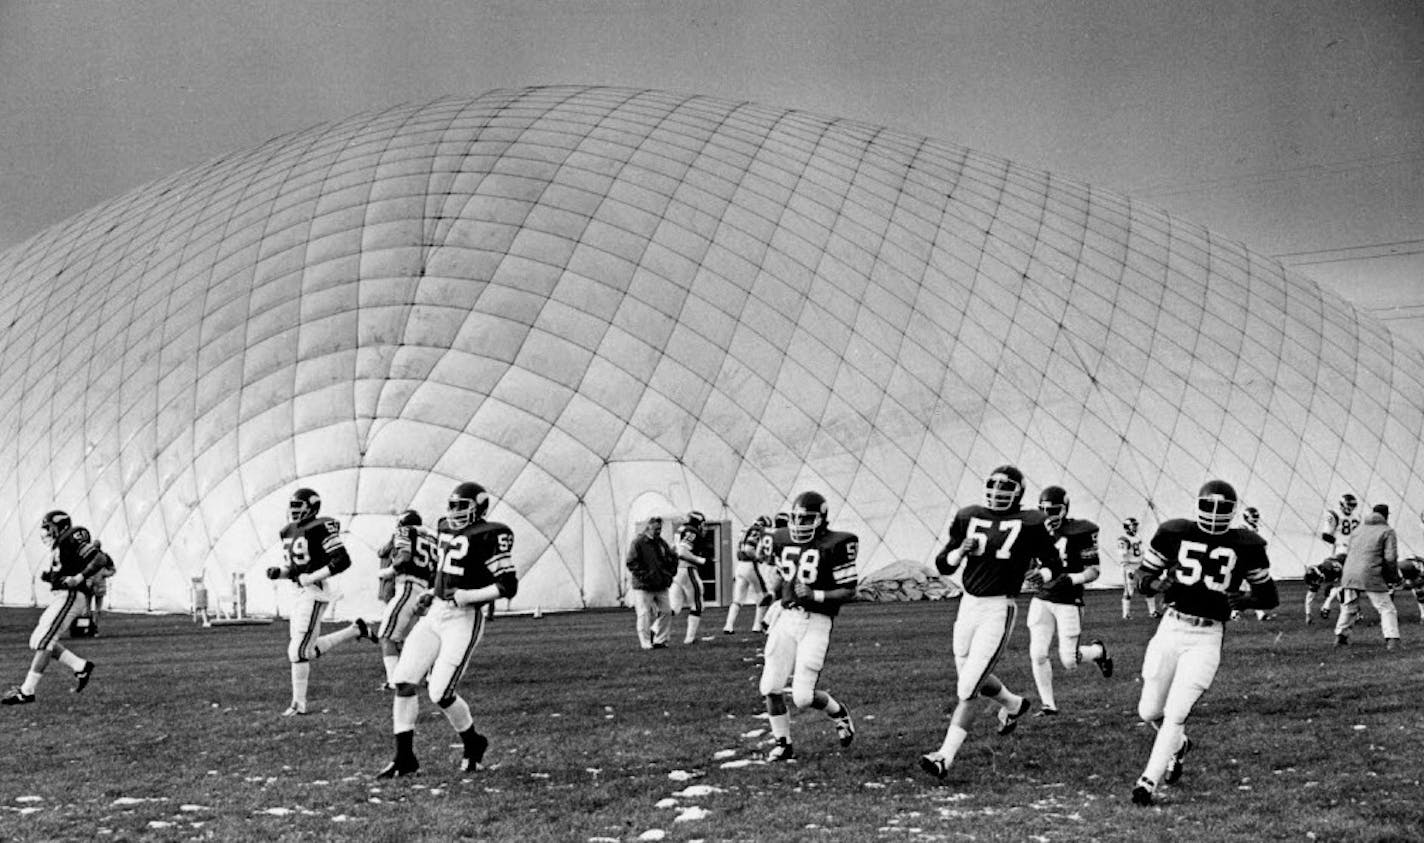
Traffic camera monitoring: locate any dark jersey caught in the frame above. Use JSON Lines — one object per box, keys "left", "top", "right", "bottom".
{"left": 44, "top": 525, "right": 104, "bottom": 593}
{"left": 1304, "top": 554, "right": 1344, "bottom": 589}
{"left": 388, "top": 524, "right": 438, "bottom": 586}
{"left": 1144, "top": 519, "right": 1271, "bottom": 622}
{"left": 434, "top": 520, "right": 517, "bottom": 602}
{"left": 280, "top": 516, "right": 351, "bottom": 580}
{"left": 1035, "top": 517, "right": 1100, "bottom": 606}
{"left": 938, "top": 504, "right": 1059, "bottom": 598}
{"left": 737, "top": 523, "right": 766, "bottom": 563}
{"left": 767, "top": 526, "right": 858, "bottom": 618}
{"left": 675, "top": 524, "right": 703, "bottom": 565}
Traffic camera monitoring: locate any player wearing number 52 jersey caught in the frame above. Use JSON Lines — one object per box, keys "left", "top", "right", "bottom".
{"left": 267, "top": 488, "right": 374, "bottom": 717}
{"left": 759, "top": 491, "right": 858, "bottom": 762}
{"left": 920, "top": 465, "right": 1061, "bottom": 781}
{"left": 378, "top": 481, "right": 518, "bottom": 779}
{"left": 1129, "top": 479, "right": 1277, "bottom": 806}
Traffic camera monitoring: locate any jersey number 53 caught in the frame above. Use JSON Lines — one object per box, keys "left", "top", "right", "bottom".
{"left": 1172, "top": 541, "right": 1237, "bottom": 592}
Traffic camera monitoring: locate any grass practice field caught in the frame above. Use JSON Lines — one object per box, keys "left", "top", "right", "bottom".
{"left": 0, "top": 584, "right": 1420, "bottom": 842}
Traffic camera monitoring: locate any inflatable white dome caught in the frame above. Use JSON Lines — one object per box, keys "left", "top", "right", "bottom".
{"left": 3, "top": 85, "right": 1421, "bottom": 618}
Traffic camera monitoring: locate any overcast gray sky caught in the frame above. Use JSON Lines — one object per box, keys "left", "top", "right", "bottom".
{"left": 2, "top": 1, "right": 1420, "bottom": 339}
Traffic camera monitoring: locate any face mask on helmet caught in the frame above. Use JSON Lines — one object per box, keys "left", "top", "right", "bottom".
{"left": 1038, "top": 486, "right": 1069, "bottom": 531}
{"left": 289, "top": 489, "right": 321, "bottom": 524}
{"left": 1243, "top": 507, "right": 1260, "bottom": 530}
{"left": 1339, "top": 494, "right": 1358, "bottom": 516}
{"left": 447, "top": 482, "right": 489, "bottom": 530}
{"left": 1196, "top": 480, "right": 1238, "bottom": 535}
{"left": 984, "top": 466, "right": 1024, "bottom": 512}
{"left": 1122, "top": 518, "right": 1139, "bottom": 537}
{"left": 41, "top": 510, "right": 71, "bottom": 545}
{"left": 788, "top": 491, "right": 828, "bottom": 543}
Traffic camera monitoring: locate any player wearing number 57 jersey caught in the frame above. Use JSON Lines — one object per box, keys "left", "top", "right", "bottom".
{"left": 267, "top": 488, "right": 374, "bottom": 717}
{"left": 920, "top": 465, "right": 1061, "bottom": 781}
{"left": 1129, "top": 479, "right": 1277, "bottom": 806}
{"left": 378, "top": 481, "right": 518, "bottom": 779}
{"left": 759, "top": 491, "right": 858, "bottom": 762}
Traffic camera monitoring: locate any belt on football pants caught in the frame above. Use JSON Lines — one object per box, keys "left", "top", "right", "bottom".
{"left": 1165, "top": 607, "right": 1216, "bottom": 627}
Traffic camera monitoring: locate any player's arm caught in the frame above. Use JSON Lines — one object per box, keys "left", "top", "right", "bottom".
{"left": 1229, "top": 561, "right": 1279, "bottom": 611}
{"left": 61, "top": 534, "right": 106, "bottom": 587}
{"left": 934, "top": 518, "right": 972, "bottom": 575}
{"left": 298, "top": 523, "right": 351, "bottom": 586}
{"left": 792, "top": 537, "right": 859, "bottom": 607}
{"left": 453, "top": 529, "right": 518, "bottom": 606}
{"left": 1066, "top": 532, "right": 1102, "bottom": 586}
{"left": 676, "top": 534, "right": 705, "bottom": 566}
{"left": 1319, "top": 510, "right": 1338, "bottom": 546}
{"left": 1134, "top": 531, "right": 1172, "bottom": 595}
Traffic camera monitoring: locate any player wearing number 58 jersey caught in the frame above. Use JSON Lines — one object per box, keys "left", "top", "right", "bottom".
{"left": 920, "top": 465, "right": 1061, "bottom": 781}
{"left": 267, "top": 488, "right": 374, "bottom": 717}
{"left": 759, "top": 491, "right": 858, "bottom": 762}
{"left": 1129, "top": 479, "right": 1277, "bottom": 806}
{"left": 378, "top": 481, "right": 518, "bottom": 779}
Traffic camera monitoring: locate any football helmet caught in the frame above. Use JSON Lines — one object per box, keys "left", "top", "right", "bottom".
{"left": 984, "top": 465, "right": 1025, "bottom": 512}
{"left": 447, "top": 482, "right": 490, "bottom": 530}
{"left": 289, "top": 488, "right": 321, "bottom": 524}
{"left": 1196, "top": 480, "right": 1238, "bottom": 535}
{"left": 397, "top": 509, "right": 422, "bottom": 527}
{"left": 41, "top": 510, "right": 72, "bottom": 545}
{"left": 1339, "top": 493, "right": 1358, "bottom": 516}
{"left": 1242, "top": 506, "right": 1260, "bottom": 531}
{"left": 753, "top": 515, "right": 773, "bottom": 530}
{"left": 1038, "top": 486, "right": 1069, "bottom": 531}
{"left": 788, "top": 491, "right": 828, "bottom": 543}
{"left": 773, "top": 512, "right": 790, "bottom": 529}
{"left": 684, "top": 511, "right": 707, "bottom": 532}
{"left": 1122, "top": 517, "right": 1139, "bottom": 537}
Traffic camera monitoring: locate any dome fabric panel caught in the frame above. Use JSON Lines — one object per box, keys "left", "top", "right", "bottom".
{"left": 2, "top": 85, "right": 1423, "bottom": 616}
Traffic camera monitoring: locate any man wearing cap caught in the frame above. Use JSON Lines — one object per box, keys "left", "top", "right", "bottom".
{"left": 626, "top": 516, "right": 677, "bottom": 650}
{"left": 1334, "top": 503, "right": 1402, "bottom": 649}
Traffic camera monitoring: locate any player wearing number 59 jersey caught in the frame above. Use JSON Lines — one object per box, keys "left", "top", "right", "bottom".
{"left": 1129, "top": 479, "right": 1277, "bottom": 806}
{"left": 379, "top": 481, "right": 518, "bottom": 779}
{"left": 920, "top": 465, "right": 1060, "bottom": 781}
{"left": 267, "top": 488, "right": 374, "bottom": 717}
{"left": 759, "top": 491, "right": 858, "bottom": 762}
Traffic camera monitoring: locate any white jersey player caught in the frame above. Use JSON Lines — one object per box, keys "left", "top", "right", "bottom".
{"left": 1119, "top": 518, "right": 1161, "bottom": 619}
{"left": 1313, "top": 494, "right": 1359, "bottom": 619}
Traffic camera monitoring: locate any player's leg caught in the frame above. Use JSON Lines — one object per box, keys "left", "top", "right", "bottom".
{"left": 314, "top": 603, "right": 372, "bottom": 655}
{"left": 1065, "top": 604, "right": 1110, "bottom": 677}
{"left": 1321, "top": 584, "right": 1341, "bottom": 617}
{"left": 1135, "top": 626, "right": 1219, "bottom": 803}
{"left": 683, "top": 566, "right": 704, "bottom": 643}
{"left": 7, "top": 592, "right": 87, "bottom": 703}
{"left": 284, "top": 594, "right": 325, "bottom": 714}
{"left": 923, "top": 597, "right": 1019, "bottom": 777}
{"left": 1414, "top": 586, "right": 1424, "bottom": 624}
{"left": 1333, "top": 588, "right": 1360, "bottom": 644}
{"left": 378, "top": 582, "right": 417, "bottom": 686}
{"left": 1025, "top": 598, "right": 1058, "bottom": 714}
{"left": 380, "top": 613, "right": 441, "bottom": 777}
{"left": 787, "top": 614, "right": 853, "bottom": 747}
{"left": 724, "top": 565, "right": 747, "bottom": 633}
{"left": 426, "top": 608, "right": 489, "bottom": 772}
{"left": 1121, "top": 569, "right": 1134, "bottom": 619}
{"left": 759, "top": 608, "right": 800, "bottom": 759}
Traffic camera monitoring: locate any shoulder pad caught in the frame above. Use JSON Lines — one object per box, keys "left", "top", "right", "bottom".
{"left": 1155, "top": 518, "right": 1196, "bottom": 537}
{"left": 1065, "top": 518, "right": 1099, "bottom": 536}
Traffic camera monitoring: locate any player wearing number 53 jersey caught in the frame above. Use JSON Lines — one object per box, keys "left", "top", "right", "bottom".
{"left": 379, "top": 481, "right": 518, "bottom": 779}
{"left": 267, "top": 488, "right": 374, "bottom": 717}
{"left": 920, "top": 465, "right": 1061, "bottom": 781}
{"left": 759, "top": 491, "right": 858, "bottom": 762}
{"left": 1129, "top": 479, "right": 1277, "bottom": 806}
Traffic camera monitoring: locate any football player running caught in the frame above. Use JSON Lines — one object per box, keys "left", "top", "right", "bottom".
{"left": 377, "top": 481, "right": 518, "bottom": 778}
{"left": 375, "top": 510, "right": 437, "bottom": 689}
{"left": 920, "top": 465, "right": 1059, "bottom": 780}
{"left": 1, "top": 511, "right": 103, "bottom": 705}
{"left": 1118, "top": 518, "right": 1160, "bottom": 619}
{"left": 671, "top": 511, "right": 709, "bottom": 644}
{"left": 267, "top": 488, "right": 374, "bottom": 716}
{"left": 1025, "top": 486, "right": 1112, "bottom": 718}
{"left": 725, "top": 515, "right": 772, "bottom": 634}
{"left": 1129, "top": 479, "right": 1278, "bottom": 806}
{"left": 1313, "top": 493, "right": 1359, "bottom": 620}
{"left": 759, "top": 491, "right": 858, "bottom": 761}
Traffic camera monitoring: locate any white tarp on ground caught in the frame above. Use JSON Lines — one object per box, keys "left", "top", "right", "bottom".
{"left": 3, "top": 86, "right": 1423, "bottom": 618}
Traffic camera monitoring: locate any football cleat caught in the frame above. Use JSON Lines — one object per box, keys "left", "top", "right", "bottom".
{"left": 353, "top": 618, "right": 375, "bottom": 642}
{"left": 378, "top": 681, "right": 396, "bottom": 692}
{"left": 1335, "top": 634, "right": 1349, "bottom": 647}
{"left": 281, "top": 702, "right": 308, "bottom": 717}
{"left": 376, "top": 757, "right": 420, "bottom": 779}
{"left": 1131, "top": 777, "right": 1156, "bottom": 806}
{"left": 918, "top": 752, "right": 949, "bottom": 780}
{"left": 1091, "top": 640, "right": 1114, "bottom": 678}
{"left": 766, "top": 738, "right": 795, "bottom": 761}
{"left": 1319, "top": 608, "right": 1330, "bottom": 620}
{"left": 73, "top": 661, "right": 95, "bottom": 694}
{"left": 1034, "top": 707, "right": 1059, "bottom": 718}
{"left": 460, "top": 731, "right": 489, "bottom": 772}
{"left": 1, "top": 687, "right": 35, "bottom": 706}
{"left": 1149, "top": 611, "right": 1162, "bottom": 619}
{"left": 996, "top": 696, "right": 1032, "bottom": 736}
{"left": 1165, "top": 738, "right": 1192, "bottom": 784}
{"left": 833, "top": 705, "right": 855, "bottom": 748}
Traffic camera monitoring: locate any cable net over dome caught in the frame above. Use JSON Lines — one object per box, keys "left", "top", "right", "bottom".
{"left": 2, "top": 85, "right": 1422, "bottom": 617}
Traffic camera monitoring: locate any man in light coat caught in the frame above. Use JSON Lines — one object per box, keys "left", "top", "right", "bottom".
{"left": 1334, "top": 503, "right": 1401, "bottom": 649}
